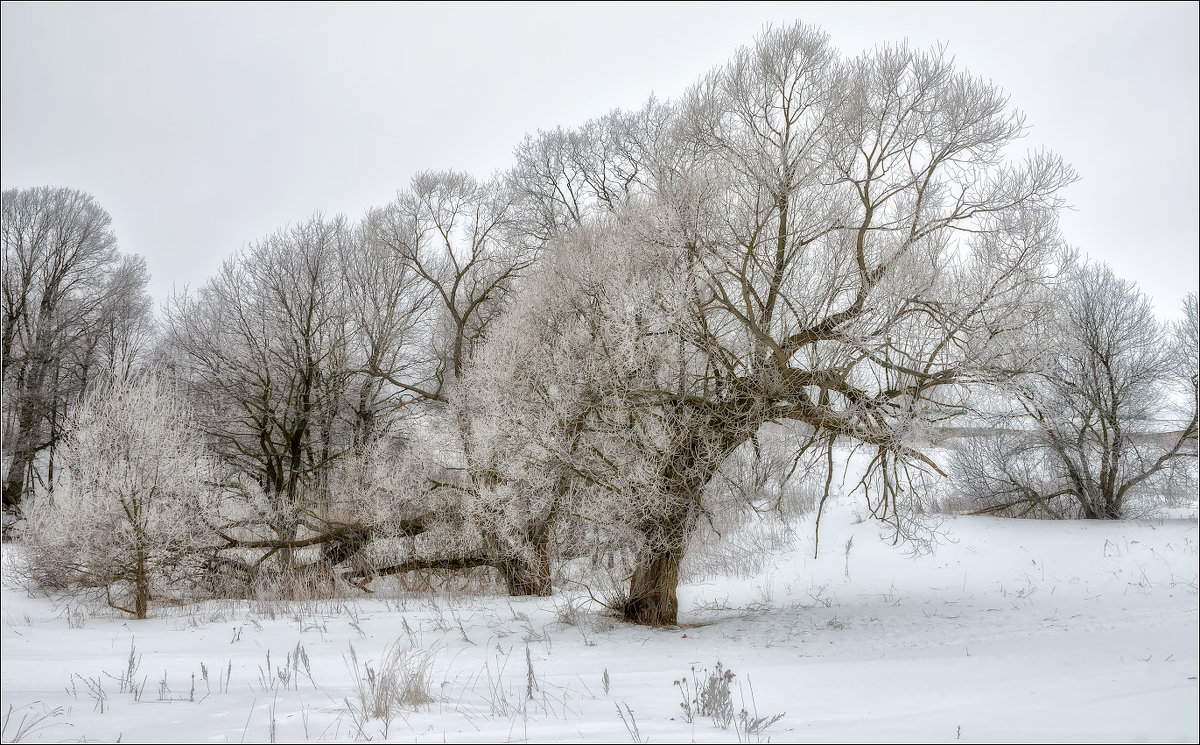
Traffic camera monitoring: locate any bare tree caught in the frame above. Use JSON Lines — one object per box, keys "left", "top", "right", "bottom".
{"left": 19, "top": 373, "right": 216, "bottom": 618}
{"left": 339, "top": 220, "right": 430, "bottom": 447}
{"left": 950, "top": 266, "right": 1198, "bottom": 519}
{"left": 161, "top": 212, "right": 451, "bottom": 586}
{"left": 164, "top": 215, "right": 359, "bottom": 573}
{"left": 507, "top": 100, "right": 670, "bottom": 242}
{"left": 366, "top": 172, "right": 533, "bottom": 401}
{"left": 2, "top": 186, "right": 152, "bottom": 513}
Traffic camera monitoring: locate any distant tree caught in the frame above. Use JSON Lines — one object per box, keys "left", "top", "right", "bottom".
{"left": 950, "top": 266, "right": 1198, "bottom": 519}
{"left": 507, "top": 101, "right": 670, "bottom": 242}
{"left": 2, "top": 186, "right": 153, "bottom": 513}
{"left": 366, "top": 171, "right": 535, "bottom": 401}
{"left": 20, "top": 374, "right": 215, "bottom": 618}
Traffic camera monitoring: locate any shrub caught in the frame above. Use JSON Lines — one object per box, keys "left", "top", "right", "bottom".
{"left": 18, "top": 374, "right": 217, "bottom": 617}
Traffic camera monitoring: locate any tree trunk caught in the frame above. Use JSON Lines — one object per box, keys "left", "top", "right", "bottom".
{"left": 622, "top": 500, "right": 696, "bottom": 626}
{"left": 3, "top": 302, "right": 59, "bottom": 511}
{"left": 1097, "top": 492, "right": 1122, "bottom": 520}
{"left": 620, "top": 403, "right": 762, "bottom": 626}
{"left": 134, "top": 548, "right": 149, "bottom": 619}
{"left": 498, "top": 552, "right": 552, "bottom": 597}
{"left": 2, "top": 457, "right": 29, "bottom": 512}
{"left": 2, "top": 393, "right": 42, "bottom": 510}
{"left": 487, "top": 519, "right": 554, "bottom": 597}
{"left": 275, "top": 519, "right": 298, "bottom": 574}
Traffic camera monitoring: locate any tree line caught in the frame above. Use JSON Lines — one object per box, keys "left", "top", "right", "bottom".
{"left": 4, "top": 23, "right": 1196, "bottom": 623}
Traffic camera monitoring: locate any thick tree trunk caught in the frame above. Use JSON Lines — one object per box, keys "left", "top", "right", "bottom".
{"left": 1091, "top": 492, "right": 1122, "bottom": 520}
{"left": 623, "top": 542, "right": 687, "bottom": 626}
{"left": 622, "top": 500, "right": 697, "bottom": 626}
{"left": 620, "top": 399, "right": 763, "bottom": 626}
{"left": 2, "top": 457, "right": 29, "bottom": 511}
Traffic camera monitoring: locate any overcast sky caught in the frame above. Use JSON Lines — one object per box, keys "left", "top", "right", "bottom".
{"left": 3, "top": 2, "right": 1197, "bottom": 319}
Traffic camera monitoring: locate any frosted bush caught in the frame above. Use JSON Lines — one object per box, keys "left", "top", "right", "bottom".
{"left": 19, "top": 374, "right": 217, "bottom": 617}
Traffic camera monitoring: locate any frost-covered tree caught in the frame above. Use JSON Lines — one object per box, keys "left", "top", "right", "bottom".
{"left": 492, "top": 23, "right": 1075, "bottom": 625}
{"left": 344, "top": 172, "right": 554, "bottom": 594}
{"left": 507, "top": 100, "right": 671, "bottom": 242}
{"left": 436, "top": 297, "right": 585, "bottom": 596}
{"left": 163, "top": 213, "right": 449, "bottom": 585}
{"left": 364, "top": 108, "right": 681, "bottom": 596}
{"left": 21, "top": 374, "right": 215, "bottom": 618}
{"left": 950, "top": 267, "right": 1198, "bottom": 519}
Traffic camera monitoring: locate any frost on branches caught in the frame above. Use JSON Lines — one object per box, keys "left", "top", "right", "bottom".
{"left": 483, "top": 24, "right": 1075, "bottom": 625}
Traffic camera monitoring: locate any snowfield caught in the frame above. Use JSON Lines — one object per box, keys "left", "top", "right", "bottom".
{"left": 2, "top": 498, "right": 1197, "bottom": 743}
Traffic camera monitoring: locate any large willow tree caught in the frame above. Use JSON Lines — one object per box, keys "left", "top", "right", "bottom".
{"left": 484, "top": 23, "right": 1075, "bottom": 625}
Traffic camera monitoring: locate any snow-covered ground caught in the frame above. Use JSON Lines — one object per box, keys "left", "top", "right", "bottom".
{"left": 2, "top": 498, "right": 1197, "bottom": 743}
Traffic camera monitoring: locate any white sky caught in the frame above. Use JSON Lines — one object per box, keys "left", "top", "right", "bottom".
{"left": 2, "top": 1, "right": 1197, "bottom": 319}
